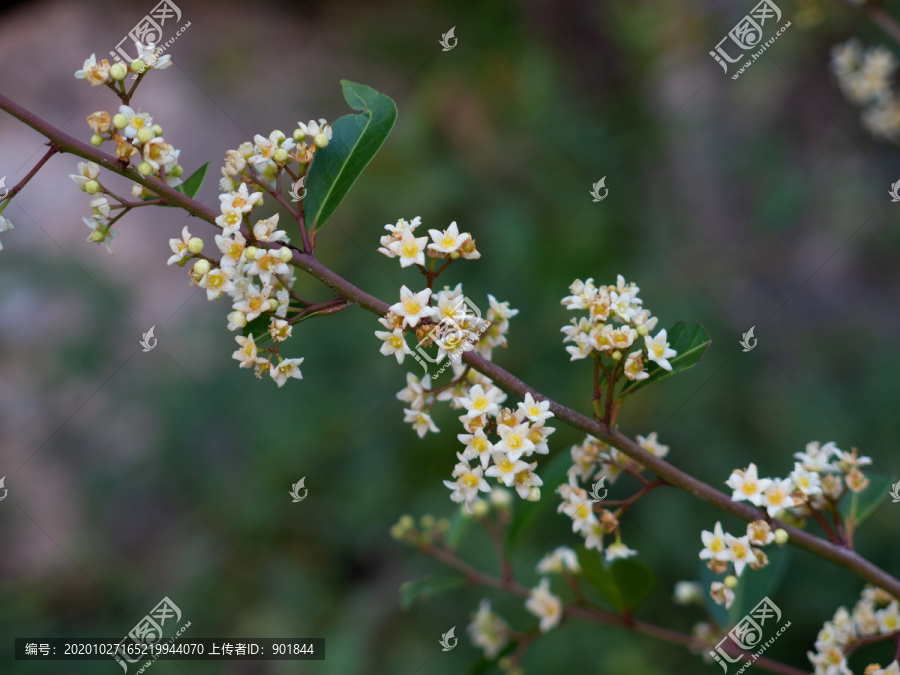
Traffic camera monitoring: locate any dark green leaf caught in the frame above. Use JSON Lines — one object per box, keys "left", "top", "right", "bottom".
{"left": 619, "top": 321, "right": 711, "bottom": 397}
{"left": 505, "top": 450, "right": 571, "bottom": 554}
{"left": 576, "top": 548, "right": 655, "bottom": 611}
{"left": 174, "top": 162, "right": 209, "bottom": 199}
{"left": 840, "top": 474, "right": 893, "bottom": 531}
{"left": 305, "top": 80, "right": 398, "bottom": 230}
{"left": 399, "top": 576, "right": 466, "bottom": 610}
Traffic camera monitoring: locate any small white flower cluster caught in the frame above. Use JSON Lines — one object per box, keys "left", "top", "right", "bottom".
{"left": 699, "top": 520, "right": 788, "bottom": 608}
{"left": 467, "top": 599, "right": 512, "bottom": 659}
{"left": 218, "top": 120, "right": 331, "bottom": 195}
{"left": 831, "top": 39, "right": 900, "bottom": 142}
{"left": 561, "top": 275, "right": 676, "bottom": 382}
{"left": 726, "top": 442, "right": 872, "bottom": 519}
{"left": 807, "top": 586, "right": 899, "bottom": 675}
{"left": 441, "top": 389, "right": 555, "bottom": 513}
{"left": 377, "top": 217, "right": 480, "bottom": 266}
{"left": 525, "top": 578, "right": 563, "bottom": 633}
{"left": 75, "top": 47, "right": 171, "bottom": 87}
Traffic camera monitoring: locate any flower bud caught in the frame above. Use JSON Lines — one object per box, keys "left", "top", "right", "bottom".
{"left": 637, "top": 325, "right": 649, "bottom": 336}
{"left": 151, "top": 124, "right": 163, "bottom": 136}
{"left": 136, "top": 128, "right": 154, "bottom": 145}
{"left": 187, "top": 237, "right": 204, "bottom": 254}
{"left": 489, "top": 487, "right": 513, "bottom": 509}
{"left": 87, "top": 111, "right": 111, "bottom": 133}
{"left": 293, "top": 128, "right": 306, "bottom": 142}
{"left": 471, "top": 500, "right": 490, "bottom": 517}
{"left": 526, "top": 487, "right": 541, "bottom": 502}
{"left": 170, "top": 164, "right": 184, "bottom": 177}
{"left": 227, "top": 311, "right": 246, "bottom": 328}
{"left": 90, "top": 229, "right": 105, "bottom": 242}
{"left": 314, "top": 133, "right": 329, "bottom": 148}
{"left": 131, "top": 58, "right": 146, "bottom": 73}
{"left": 244, "top": 245, "right": 258, "bottom": 260}
{"left": 724, "top": 574, "right": 739, "bottom": 589}
{"left": 90, "top": 134, "right": 104, "bottom": 147}
{"left": 113, "top": 113, "right": 128, "bottom": 129}
{"left": 611, "top": 350, "right": 622, "bottom": 361}
{"left": 279, "top": 247, "right": 293, "bottom": 263}
{"left": 137, "top": 161, "right": 153, "bottom": 175}
{"left": 83, "top": 180, "right": 100, "bottom": 195}
{"left": 774, "top": 528, "right": 789, "bottom": 545}
{"left": 110, "top": 63, "right": 128, "bottom": 81}
{"left": 420, "top": 514, "right": 436, "bottom": 530}
{"left": 192, "top": 259, "right": 210, "bottom": 276}
{"left": 267, "top": 298, "right": 279, "bottom": 311}
{"left": 273, "top": 148, "right": 289, "bottom": 163}
{"left": 270, "top": 130, "right": 286, "bottom": 143}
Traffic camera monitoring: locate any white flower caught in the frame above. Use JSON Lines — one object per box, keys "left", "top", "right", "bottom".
{"left": 525, "top": 578, "right": 562, "bottom": 633}
{"left": 495, "top": 423, "right": 535, "bottom": 462}
{"left": 561, "top": 278, "right": 597, "bottom": 310}
{"left": 872, "top": 661, "right": 900, "bottom": 675}
{"left": 232, "top": 285, "right": 271, "bottom": 322}
{"left": 118, "top": 105, "right": 153, "bottom": 139}
{"left": 467, "top": 600, "right": 510, "bottom": 660}
{"left": 761, "top": 478, "right": 796, "bottom": 517}
{"left": 74, "top": 54, "right": 110, "bottom": 85}
{"left": 387, "top": 229, "right": 428, "bottom": 267}
{"left": 403, "top": 408, "right": 439, "bottom": 438}
{"left": 444, "top": 455, "right": 491, "bottom": 513}
{"left": 219, "top": 182, "right": 263, "bottom": 214}
{"left": 396, "top": 372, "right": 431, "bottom": 410}
{"left": 459, "top": 384, "right": 503, "bottom": 419}
{"left": 484, "top": 451, "right": 530, "bottom": 487}
{"left": 724, "top": 534, "right": 756, "bottom": 576}
{"left": 390, "top": 286, "right": 434, "bottom": 328}
{"left": 70, "top": 161, "right": 100, "bottom": 189}
{"left": 725, "top": 463, "right": 769, "bottom": 506}
{"left": 252, "top": 214, "right": 288, "bottom": 243}
{"left": 458, "top": 429, "right": 493, "bottom": 468}
{"left": 375, "top": 328, "right": 411, "bottom": 363}
{"left": 537, "top": 547, "right": 581, "bottom": 575}
{"left": 605, "top": 541, "right": 638, "bottom": 562}
{"left": 645, "top": 329, "right": 677, "bottom": 371}
{"left": 877, "top": 602, "right": 900, "bottom": 634}
{"left": 636, "top": 432, "right": 668, "bottom": 459}
{"left": 0, "top": 214, "right": 14, "bottom": 250}
{"left": 790, "top": 464, "right": 823, "bottom": 497}
{"left": 623, "top": 349, "right": 648, "bottom": 381}
{"left": 794, "top": 441, "right": 840, "bottom": 473}
{"left": 673, "top": 581, "right": 703, "bottom": 605}
{"left": 518, "top": 393, "right": 554, "bottom": 425}
{"left": 270, "top": 358, "right": 304, "bottom": 387}
{"left": 199, "top": 265, "right": 235, "bottom": 300}
{"left": 699, "top": 522, "right": 732, "bottom": 562}
{"left": 427, "top": 221, "right": 470, "bottom": 254}
{"left": 268, "top": 318, "right": 291, "bottom": 342}
{"left": 710, "top": 581, "right": 735, "bottom": 609}
{"left": 511, "top": 462, "right": 542, "bottom": 499}
{"left": 232, "top": 335, "right": 258, "bottom": 368}
{"left": 216, "top": 232, "right": 247, "bottom": 267}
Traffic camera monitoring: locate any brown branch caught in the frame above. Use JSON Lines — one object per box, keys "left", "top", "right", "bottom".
{"left": 1, "top": 144, "right": 58, "bottom": 205}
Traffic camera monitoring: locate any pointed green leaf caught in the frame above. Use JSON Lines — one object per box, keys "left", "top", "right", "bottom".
{"left": 174, "top": 162, "right": 209, "bottom": 199}
{"left": 619, "top": 321, "right": 711, "bottom": 397}
{"left": 576, "top": 548, "right": 655, "bottom": 611}
{"left": 399, "top": 576, "right": 466, "bottom": 610}
{"left": 304, "top": 80, "right": 398, "bottom": 230}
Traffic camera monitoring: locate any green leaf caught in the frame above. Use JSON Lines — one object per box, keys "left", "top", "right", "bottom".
{"left": 619, "top": 321, "right": 711, "bottom": 397}
{"left": 840, "top": 474, "right": 893, "bottom": 532}
{"left": 304, "top": 80, "right": 398, "bottom": 230}
{"left": 399, "top": 576, "right": 466, "bottom": 610}
{"left": 505, "top": 450, "right": 571, "bottom": 554}
{"left": 445, "top": 507, "right": 471, "bottom": 550}
{"left": 241, "top": 314, "right": 271, "bottom": 343}
{"left": 576, "top": 548, "right": 655, "bottom": 612}
{"left": 174, "top": 162, "right": 209, "bottom": 199}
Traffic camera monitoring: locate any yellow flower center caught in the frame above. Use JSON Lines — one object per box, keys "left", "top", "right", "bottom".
{"left": 769, "top": 490, "right": 785, "bottom": 506}
{"left": 507, "top": 435, "right": 522, "bottom": 450}
{"left": 711, "top": 538, "right": 724, "bottom": 553}
{"left": 515, "top": 471, "right": 529, "bottom": 484}
{"left": 402, "top": 242, "right": 418, "bottom": 257}
{"left": 228, "top": 242, "right": 242, "bottom": 257}
{"left": 463, "top": 473, "right": 479, "bottom": 488}
{"left": 733, "top": 543, "right": 747, "bottom": 558}
{"left": 131, "top": 117, "right": 144, "bottom": 129}
{"left": 472, "top": 438, "right": 487, "bottom": 452}
{"left": 741, "top": 482, "right": 757, "bottom": 495}
{"left": 498, "top": 458, "right": 513, "bottom": 473}
{"left": 209, "top": 274, "right": 223, "bottom": 289}
{"left": 405, "top": 300, "right": 420, "bottom": 315}
{"left": 473, "top": 396, "right": 488, "bottom": 411}
{"left": 528, "top": 406, "right": 540, "bottom": 417}
{"left": 441, "top": 235, "right": 456, "bottom": 248}
{"left": 249, "top": 297, "right": 264, "bottom": 311}
{"left": 389, "top": 335, "right": 403, "bottom": 349}
{"left": 575, "top": 504, "right": 590, "bottom": 520}
{"left": 233, "top": 197, "right": 247, "bottom": 209}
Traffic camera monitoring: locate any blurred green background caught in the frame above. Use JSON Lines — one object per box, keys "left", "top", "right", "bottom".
{"left": 1, "top": 0, "right": 899, "bottom": 672}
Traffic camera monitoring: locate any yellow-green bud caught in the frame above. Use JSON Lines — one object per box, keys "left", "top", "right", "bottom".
{"left": 110, "top": 63, "right": 128, "bottom": 81}
{"left": 244, "top": 246, "right": 258, "bottom": 260}
{"left": 112, "top": 113, "right": 128, "bottom": 129}
{"left": 90, "top": 230, "right": 105, "bottom": 242}
{"left": 83, "top": 180, "right": 100, "bottom": 195}
{"left": 637, "top": 325, "right": 649, "bottom": 336}
{"left": 151, "top": 124, "right": 163, "bottom": 136}
{"left": 170, "top": 164, "right": 184, "bottom": 178}
{"left": 267, "top": 298, "right": 279, "bottom": 312}
{"left": 136, "top": 128, "right": 154, "bottom": 145}
{"left": 293, "top": 128, "right": 306, "bottom": 142}
{"left": 279, "top": 247, "right": 293, "bottom": 263}
{"left": 724, "top": 574, "right": 739, "bottom": 589}
{"left": 526, "top": 487, "right": 541, "bottom": 502}
{"left": 192, "top": 259, "right": 210, "bottom": 276}
{"left": 273, "top": 148, "right": 289, "bottom": 163}
{"left": 314, "top": 133, "right": 329, "bottom": 148}
{"left": 270, "top": 130, "right": 285, "bottom": 143}
{"left": 472, "top": 500, "right": 490, "bottom": 517}
{"left": 611, "top": 350, "right": 622, "bottom": 361}
{"left": 398, "top": 514, "right": 414, "bottom": 530}
{"left": 420, "top": 514, "right": 436, "bottom": 530}
{"left": 187, "top": 237, "right": 204, "bottom": 254}
{"left": 131, "top": 59, "right": 146, "bottom": 73}
{"left": 176, "top": 257, "right": 189, "bottom": 267}
{"left": 489, "top": 487, "right": 513, "bottom": 509}
{"left": 137, "top": 161, "right": 153, "bottom": 175}
{"left": 774, "top": 529, "right": 789, "bottom": 545}
{"left": 90, "top": 134, "right": 104, "bottom": 147}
